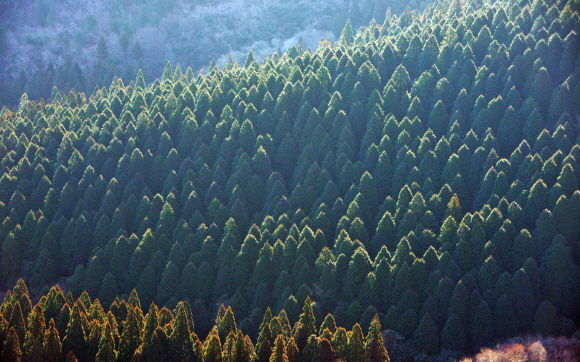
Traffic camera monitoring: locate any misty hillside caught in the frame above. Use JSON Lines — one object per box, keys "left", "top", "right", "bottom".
{"left": 0, "top": 0, "right": 580, "bottom": 361}
{"left": 0, "top": 0, "right": 436, "bottom": 110}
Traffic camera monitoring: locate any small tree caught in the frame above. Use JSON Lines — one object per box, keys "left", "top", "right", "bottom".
{"left": 340, "top": 19, "right": 355, "bottom": 45}
{"left": 97, "top": 36, "right": 109, "bottom": 60}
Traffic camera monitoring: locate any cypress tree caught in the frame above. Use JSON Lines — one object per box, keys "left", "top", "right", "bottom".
{"left": 330, "top": 327, "right": 347, "bottom": 360}
{"left": 340, "top": 19, "right": 355, "bottom": 45}
{"left": 286, "top": 337, "right": 299, "bottom": 362}
{"left": 440, "top": 314, "right": 466, "bottom": 352}
{"left": 469, "top": 301, "right": 493, "bottom": 353}
{"left": 347, "top": 323, "right": 365, "bottom": 362}
{"left": 118, "top": 305, "right": 141, "bottom": 362}
{"left": 95, "top": 321, "right": 117, "bottom": 362}
{"left": 9, "top": 302, "right": 26, "bottom": 351}
{"left": 301, "top": 334, "right": 320, "bottom": 362}
{"left": 365, "top": 337, "right": 390, "bottom": 362}
{"left": 2, "top": 327, "right": 23, "bottom": 362}
{"left": 269, "top": 334, "right": 287, "bottom": 362}
{"left": 141, "top": 326, "right": 170, "bottom": 362}
{"left": 542, "top": 236, "right": 580, "bottom": 318}
{"left": 319, "top": 314, "right": 337, "bottom": 335}
{"left": 43, "top": 319, "right": 62, "bottom": 362}
{"left": 143, "top": 303, "right": 159, "bottom": 345}
{"left": 202, "top": 329, "right": 222, "bottom": 362}
{"left": 317, "top": 338, "right": 335, "bottom": 362}
{"left": 533, "top": 300, "right": 559, "bottom": 336}
{"left": 218, "top": 307, "right": 237, "bottom": 343}
{"left": 62, "top": 304, "right": 87, "bottom": 361}
{"left": 413, "top": 313, "right": 438, "bottom": 355}
{"left": 169, "top": 304, "right": 194, "bottom": 362}
{"left": 298, "top": 296, "right": 316, "bottom": 337}
{"left": 23, "top": 303, "right": 45, "bottom": 362}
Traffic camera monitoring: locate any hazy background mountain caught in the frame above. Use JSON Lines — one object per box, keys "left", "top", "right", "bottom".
{"left": 0, "top": 0, "right": 434, "bottom": 89}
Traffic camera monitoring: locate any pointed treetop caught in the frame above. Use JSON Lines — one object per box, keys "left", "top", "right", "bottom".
{"left": 298, "top": 296, "right": 316, "bottom": 337}
{"left": 245, "top": 49, "right": 257, "bottom": 68}
{"left": 136, "top": 69, "right": 146, "bottom": 90}
{"left": 340, "top": 19, "right": 355, "bottom": 45}
{"left": 162, "top": 61, "right": 174, "bottom": 82}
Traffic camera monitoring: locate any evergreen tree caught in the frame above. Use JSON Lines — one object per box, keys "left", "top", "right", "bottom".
{"left": 286, "top": 337, "right": 299, "bottom": 362}
{"left": 413, "top": 313, "right": 438, "bottom": 355}
{"left": 340, "top": 19, "right": 355, "bottom": 45}
{"left": 170, "top": 304, "right": 194, "bottom": 362}
{"left": 202, "top": 330, "right": 222, "bottom": 362}
{"left": 95, "top": 321, "right": 117, "bottom": 362}
{"left": 23, "top": 303, "right": 45, "bottom": 362}
{"left": 533, "top": 300, "right": 559, "bottom": 336}
{"left": 318, "top": 338, "right": 335, "bottom": 362}
{"left": 298, "top": 296, "right": 316, "bottom": 337}
{"left": 440, "top": 314, "right": 466, "bottom": 352}
{"left": 2, "top": 327, "right": 23, "bottom": 362}
{"left": 365, "top": 337, "right": 389, "bottom": 362}
{"left": 141, "top": 326, "right": 170, "bottom": 362}
{"left": 62, "top": 304, "right": 87, "bottom": 361}
{"left": 470, "top": 301, "right": 493, "bottom": 353}
{"left": 347, "top": 323, "right": 365, "bottom": 362}
{"left": 269, "top": 334, "right": 288, "bottom": 362}
{"left": 97, "top": 36, "right": 109, "bottom": 60}
{"left": 118, "top": 305, "right": 141, "bottom": 362}
{"left": 43, "top": 319, "right": 63, "bottom": 362}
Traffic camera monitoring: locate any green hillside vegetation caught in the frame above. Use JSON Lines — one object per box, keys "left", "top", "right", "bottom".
{"left": 1, "top": 0, "right": 580, "bottom": 360}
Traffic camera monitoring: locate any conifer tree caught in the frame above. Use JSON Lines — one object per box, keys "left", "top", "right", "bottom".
{"left": 43, "top": 319, "right": 62, "bottom": 362}
{"left": 97, "top": 36, "right": 109, "bottom": 60}
{"left": 202, "top": 329, "right": 222, "bottom": 362}
{"left": 365, "top": 337, "right": 389, "bottom": 362}
{"left": 2, "top": 327, "right": 23, "bottom": 362}
{"left": 533, "top": 300, "right": 559, "bottom": 336}
{"left": 440, "top": 314, "right": 466, "bottom": 352}
{"left": 348, "top": 323, "right": 365, "bottom": 362}
{"left": 62, "top": 304, "right": 87, "bottom": 361}
{"left": 95, "top": 321, "right": 117, "bottom": 362}
{"left": 141, "top": 326, "right": 170, "bottom": 362}
{"left": 470, "top": 301, "right": 493, "bottom": 352}
{"left": 170, "top": 304, "right": 194, "bottom": 362}
{"left": 318, "top": 338, "right": 335, "bottom": 362}
{"left": 218, "top": 307, "right": 237, "bottom": 343}
{"left": 286, "top": 337, "right": 300, "bottom": 362}
{"left": 298, "top": 296, "right": 316, "bottom": 337}
{"left": 269, "top": 334, "right": 288, "bottom": 362}
{"left": 118, "top": 305, "right": 141, "bottom": 362}
{"left": 340, "top": 19, "right": 355, "bottom": 45}
{"left": 414, "top": 313, "right": 438, "bottom": 355}
{"left": 23, "top": 303, "right": 45, "bottom": 362}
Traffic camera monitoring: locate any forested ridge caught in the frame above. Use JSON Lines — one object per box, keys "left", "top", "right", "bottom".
{"left": 1, "top": 0, "right": 580, "bottom": 360}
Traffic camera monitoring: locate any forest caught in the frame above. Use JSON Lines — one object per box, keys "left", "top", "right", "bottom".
{"left": 0, "top": 0, "right": 429, "bottom": 109}
{"left": 1, "top": 0, "right": 580, "bottom": 360}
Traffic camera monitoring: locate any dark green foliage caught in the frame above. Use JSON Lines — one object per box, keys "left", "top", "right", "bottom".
{"left": 414, "top": 313, "right": 438, "bottom": 355}
{"left": 62, "top": 304, "right": 87, "bottom": 361}
{"left": 118, "top": 305, "right": 141, "bottom": 362}
{"left": 43, "top": 319, "right": 63, "bottom": 362}
{"left": 0, "top": 1, "right": 579, "bottom": 359}
{"left": 348, "top": 323, "right": 365, "bottom": 362}
{"left": 169, "top": 304, "right": 194, "bottom": 362}
{"left": 440, "top": 314, "right": 467, "bottom": 352}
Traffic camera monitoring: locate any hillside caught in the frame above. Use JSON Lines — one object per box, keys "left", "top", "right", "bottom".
{"left": 1, "top": 0, "right": 580, "bottom": 360}
{"left": 0, "top": 0, "right": 437, "bottom": 109}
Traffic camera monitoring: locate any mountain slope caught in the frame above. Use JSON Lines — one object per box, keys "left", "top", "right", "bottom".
{"left": 0, "top": 0, "right": 579, "bottom": 360}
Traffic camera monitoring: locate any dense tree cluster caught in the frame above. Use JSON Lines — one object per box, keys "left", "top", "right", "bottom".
{"left": 1, "top": 279, "right": 390, "bottom": 361}
{"left": 0, "top": 0, "right": 580, "bottom": 359}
